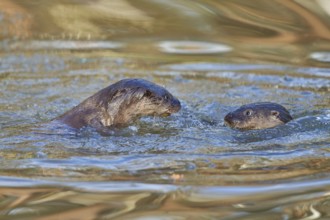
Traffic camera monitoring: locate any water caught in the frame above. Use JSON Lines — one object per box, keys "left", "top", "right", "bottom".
{"left": 1, "top": 0, "right": 330, "bottom": 219}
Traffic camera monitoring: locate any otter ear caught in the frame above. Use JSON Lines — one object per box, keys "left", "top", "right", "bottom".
{"left": 271, "top": 110, "right": 280, "bottom": 118}
{"left": 111, "top": 90, "right": 119, "bottom": 99}
{"left": 111, "top": 89, "right": 127, "bottom": 99}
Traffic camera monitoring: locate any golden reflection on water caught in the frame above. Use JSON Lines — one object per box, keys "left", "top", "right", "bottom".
{"left": 7, "top": 0, "right": 330, "bottom": 42}
{"left": 1, "top": 0, "right": 330, "bottom": 64}
{"left": 0, "top": 181, "right": 330, "bottom": 219}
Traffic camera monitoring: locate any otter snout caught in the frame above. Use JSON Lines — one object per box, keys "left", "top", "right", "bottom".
{"left": 224, "top": 112, "right": 237, "bottom": 127}
{"left": 170, "top": 98, "right": 181, "bottom": 113}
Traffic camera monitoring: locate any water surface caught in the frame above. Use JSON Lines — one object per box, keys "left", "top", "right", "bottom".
{"left": 1, "top": 0, "right": 330, "bottom": 219}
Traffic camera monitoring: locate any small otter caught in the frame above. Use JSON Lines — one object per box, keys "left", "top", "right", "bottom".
{"left": 224, "top": 102, "right": 293, "bottom": 130}
{"left": 55, "top": 78, "right": 181, "bottom": 133}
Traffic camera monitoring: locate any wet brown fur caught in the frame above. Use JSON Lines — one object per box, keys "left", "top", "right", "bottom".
{"left": 55, "top": 79, "right": 181, "bottom": 132}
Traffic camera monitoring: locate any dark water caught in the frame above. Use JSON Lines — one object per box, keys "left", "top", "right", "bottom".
{"left": 1, "top": 0, "right": 330, "bottom": 219}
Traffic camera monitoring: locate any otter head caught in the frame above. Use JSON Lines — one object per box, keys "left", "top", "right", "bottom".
{"left": 101, "top": 79, "right": 181, "bottom": 126}
{"left": 224, "top": 102, "right": 293, "bottom": 130}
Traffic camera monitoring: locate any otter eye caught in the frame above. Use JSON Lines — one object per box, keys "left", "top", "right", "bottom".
{"left": 271, "top": 110, "right": 280, "bottom": 117}
{"left": 244, "top": 110, "right": 252, "bottom": 116}
{"left": 164, "top": 95, "right": 169, "bottom": 100}
{"left": 144, "top": 90, "right": 153, "bottom": 97}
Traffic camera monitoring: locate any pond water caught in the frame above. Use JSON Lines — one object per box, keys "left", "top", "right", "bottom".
{"left": 1, "top": 0, "right": 330, "bottom": 219}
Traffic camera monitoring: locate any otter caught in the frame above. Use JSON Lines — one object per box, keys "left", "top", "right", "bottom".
{"left": 55, "top": 78, "right": 181, "bottom": 134}
{"left": 224, "top": 102, "right": 293, "bottom": 130}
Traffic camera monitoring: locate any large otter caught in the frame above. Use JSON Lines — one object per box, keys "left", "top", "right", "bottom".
{"left": 55, "top": 78, "right": 181, "bottom": 134}
{"left": 224, "top": 102, "right": 293, "bottom": 130}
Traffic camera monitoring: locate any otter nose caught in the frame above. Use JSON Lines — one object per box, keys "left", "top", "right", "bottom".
{"left": 171, "top": 99, "right": 181, "bottom": 112}
{"left": 224, "top": 112, "right": 234, "bottom": 125}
